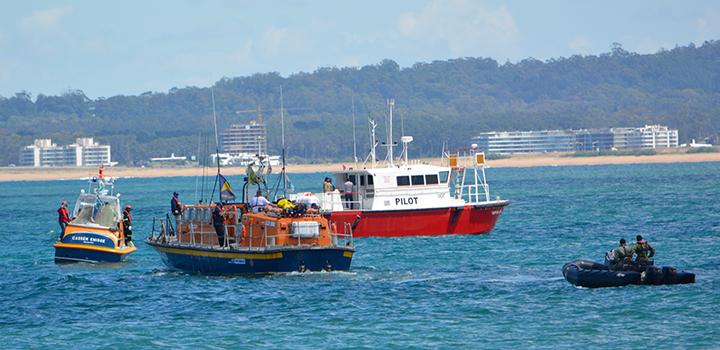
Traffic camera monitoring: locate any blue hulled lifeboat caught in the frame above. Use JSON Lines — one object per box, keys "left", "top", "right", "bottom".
{"left": 146, "top": 202, "right": 355, "bottom": 275}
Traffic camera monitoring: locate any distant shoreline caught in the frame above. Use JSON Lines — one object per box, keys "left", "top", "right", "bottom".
{"left": 1, "top": 152, "right": 719, "bottom": 182}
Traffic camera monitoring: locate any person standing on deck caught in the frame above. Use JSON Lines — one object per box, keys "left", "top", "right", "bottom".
{"left": 122, "top": 204, "right": 133, "bottom": 245}
{"left": 57, "top": 200, "right": 70, "bottom": 239}
{"left": 323, "top": 177, "right": 335, "bottom": 193}
{"left": 212, "top": 202, "right": 226, "bottom": 247}
{"left": 343, "top": 178, "right": 354, "bottom": 209}
{"left": 170, "top": 192, "right": 184, "bottom": 234}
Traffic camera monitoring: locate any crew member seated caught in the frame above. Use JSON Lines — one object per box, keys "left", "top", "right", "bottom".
{"left": 606, "top": 238, "right": 633, "bottom": 271}
{"left": 248, "top": 190, "right": 271, "bottom": 213}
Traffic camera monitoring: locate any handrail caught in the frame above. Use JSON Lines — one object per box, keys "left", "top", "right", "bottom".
{"left": 149, "top": 218, "right": 354, "bottom": 249}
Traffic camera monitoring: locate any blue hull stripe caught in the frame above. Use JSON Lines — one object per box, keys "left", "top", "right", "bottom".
{"left": 55, "top": 247, "right": 129, "bottom": 263}
{"left": 147, "top": 242, "right": 353, "bottom": 274}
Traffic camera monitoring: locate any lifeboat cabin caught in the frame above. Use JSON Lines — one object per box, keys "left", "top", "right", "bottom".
{"left": 54, "top": 177, "right": 136, "bottom": 263}
{"left": 146, "top": 203, "right": 355, "bottom": 274}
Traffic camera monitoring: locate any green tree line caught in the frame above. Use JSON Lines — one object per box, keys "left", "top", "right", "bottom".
{"left": 1, "top": 41, "right": 719, "bottom": 166}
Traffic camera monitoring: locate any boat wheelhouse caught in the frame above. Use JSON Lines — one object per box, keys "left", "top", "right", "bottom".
{"left": 54, "top": 171, "right": 136, "bottom": 263}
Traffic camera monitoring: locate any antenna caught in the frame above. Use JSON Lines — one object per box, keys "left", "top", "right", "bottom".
{"left": 368, "top": 113, "right": 377, "bottom": 168}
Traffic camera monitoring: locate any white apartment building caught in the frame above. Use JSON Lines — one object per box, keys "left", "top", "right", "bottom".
{"left": 19, "top": 138, "right": 112, "bottom": 167}
{"left": 473, "top": 125, "right": 679, "bottom": 154}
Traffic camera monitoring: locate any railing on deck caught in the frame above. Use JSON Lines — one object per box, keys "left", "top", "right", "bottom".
{"left": 149, "top": 214, "right": 353, "bottom": 250}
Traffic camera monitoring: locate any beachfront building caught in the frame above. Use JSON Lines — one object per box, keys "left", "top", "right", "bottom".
{"left": 148, "top": 153, "right": 193, "bottom": 167}
{"left": 19, "top": 138, "right": 112, "bottom": 167}
{"left": 221, "top": 119, "right": 267, "bottom": 155}
{"left": 473, "top": 125, "right": 679, "bottom": 154}
{"left": 574, "top": 129, "right": 615, "bottom": 151}
{"left": 473, "top": 130, "right": 577, "bottom": 153}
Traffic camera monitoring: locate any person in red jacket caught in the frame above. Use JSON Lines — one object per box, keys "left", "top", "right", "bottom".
{"left": 57, "top": 200, "right": 70, "bottom": 239}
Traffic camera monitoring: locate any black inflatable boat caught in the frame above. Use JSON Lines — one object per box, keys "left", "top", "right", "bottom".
{"left": 562, "top": 260, "right": 695, "bottom": 288}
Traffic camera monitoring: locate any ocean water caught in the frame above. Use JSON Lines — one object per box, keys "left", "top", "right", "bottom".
{"left": 1, "top": 162, "right": 719, "bottom": 349}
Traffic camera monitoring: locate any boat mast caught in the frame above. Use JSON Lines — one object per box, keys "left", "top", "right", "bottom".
{"left": 386, "top": 98, "right": 395, "bottom": 167}
{"left": 368, "top": 114, "right": 377, "bottom": 168}
{"left": 280, "top": 85, "right": 287, "bottom": 196}
{"left": 352, "top": 93, "right": 358, "bottom": 164}
{"left": 211, "top": 88, "right": 222, "bottom": 203}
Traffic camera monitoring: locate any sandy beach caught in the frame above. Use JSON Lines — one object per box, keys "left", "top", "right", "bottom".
{"left": 1, "top": 151, "right": 718, "bottom": 182}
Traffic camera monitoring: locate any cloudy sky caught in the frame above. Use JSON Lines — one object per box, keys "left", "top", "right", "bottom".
{"left": 1, "top": 0, "right": 719, "bottom": 98}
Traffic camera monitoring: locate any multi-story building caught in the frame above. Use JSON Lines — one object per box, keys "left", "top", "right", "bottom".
{"left": 221, "top": 120, "right": 267, "bottom": 155}
{"left": 473, "top": 130, "right": 576, "bottom": 153}
{"left": 19, "top": 138, "right": 112, "bottom": 167}
{"left": 574, "top": 129, "right": 615, "bottom": 151}
{"left": 473, "top": 125, "right": 679, "bottom": 154}
{"left": 639, "top": 124, "right": 679, "bottom": 148}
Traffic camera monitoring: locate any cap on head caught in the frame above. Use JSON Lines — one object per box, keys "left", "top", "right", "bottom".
{"left": 61, "top": 200, "right": 68, "bottom": 206}
{"left": 173, "top": 192, "right": 179, "bottom": 197}
{"left": 620, "top": 238, "right": 626, "bottom": 245}
{"left": 125, "top": 204, "right": 132, "bottom": 210}
{"left": 324, "top": 177, "right": 331, "bottom": 182}
{"left": 636, "top": 234, "right": 643, "bottom": 241}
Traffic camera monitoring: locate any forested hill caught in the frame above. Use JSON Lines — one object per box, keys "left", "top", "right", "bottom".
{"left": 1, "top": 41, "right": 720, "bottom": 166}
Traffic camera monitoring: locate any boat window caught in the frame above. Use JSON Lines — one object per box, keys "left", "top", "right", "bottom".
{"left": 439, "top": 171, "right": 449, "bottom": 183}
{"left": 360, "top": 175, "right": 365, "bottom": 186}
{"left": 348, "top": 175, "right": 356, "bottom": 184}
{"left": 411, "top": 175, "right": 425, "bottom": 185}
{"left": 426, "top": 174, "right": 439, "bottom": 184}
{"left": 396, "top": 176, "right": 410, "bottom": 186}
{"left": 367, "top": 175, "right": 374, "bottom": 185}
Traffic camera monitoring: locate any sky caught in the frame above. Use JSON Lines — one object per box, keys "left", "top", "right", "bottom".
{"left": 1, "top": 0, "right": 719, "bottom": 99}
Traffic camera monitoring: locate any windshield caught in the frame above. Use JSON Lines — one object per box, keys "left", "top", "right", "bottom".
{"left": 71, "top": 193, "right": 121, "bottom": 228}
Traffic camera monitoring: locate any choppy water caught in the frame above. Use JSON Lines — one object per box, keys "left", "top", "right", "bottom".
{"left": 1, "top": 162, "right": 719, "bottom": 349}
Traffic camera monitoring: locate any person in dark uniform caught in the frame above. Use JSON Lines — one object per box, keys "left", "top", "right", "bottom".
{"left": 170, "top": 192, "right": 183, "bottom": 234}
{"left": 122, "top": 204, "right": 133, "bottom": 245}
{"left": 57, "top": 200, "right": 71, "bottom": 240}
{"left": 212, "top": 202, "right": 226, "bottom": 247}
{"left": 632, "top": 234, "right": 655, "bottom": 269}
{"left": 609, "top": 238, "right": 633, "bottom": 271}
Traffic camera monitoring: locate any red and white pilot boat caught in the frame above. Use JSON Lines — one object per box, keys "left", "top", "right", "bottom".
{"left": 297, "top": 99, "right": 509, "bottom": 237}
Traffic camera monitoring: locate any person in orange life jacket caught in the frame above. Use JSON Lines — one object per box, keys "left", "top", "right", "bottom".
{"left": 632, "top": 234, "right": 655, "bottom": 267}
{"left": 122, "top": 204, "right": 133, "bottom": 245}
{"left": 212, "top": 202, "right": 226, "bottom": 247}
{"left": 57, "top": 200, "right": 71, "bottom": 239}
{"left": 170, "top": 192, "right": 184, "bottom": 234}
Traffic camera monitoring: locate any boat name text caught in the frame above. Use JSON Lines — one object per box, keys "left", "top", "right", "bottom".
{"left": 395, "top": 197, "right": 419, "bottom": 206}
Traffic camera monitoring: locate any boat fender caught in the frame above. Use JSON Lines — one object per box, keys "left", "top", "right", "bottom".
{"left": 352, "top": 215, "right": 361, "bottom": 230}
